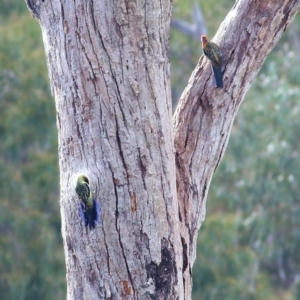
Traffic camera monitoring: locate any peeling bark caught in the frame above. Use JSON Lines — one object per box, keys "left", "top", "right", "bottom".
{"left": 24, "top": 0, "right": 300, "bottom": 299}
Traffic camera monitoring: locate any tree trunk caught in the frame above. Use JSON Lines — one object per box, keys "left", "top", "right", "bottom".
{"left": 24, "top": 0, "right": 300, "bottom": 299}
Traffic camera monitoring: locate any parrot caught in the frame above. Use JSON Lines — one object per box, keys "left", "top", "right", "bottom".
{"left": 201, "top": 35, "right": 223, "bottom": 88}
{"left": 75, "top": 175, "right": 100, "bottom": 229}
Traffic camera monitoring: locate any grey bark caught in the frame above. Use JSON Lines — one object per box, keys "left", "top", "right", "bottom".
{"left": 24, "top": 0, "right": 300, "bottom": 299}
{"left": 173, "top": 0, "right": 300, "bottom": 286}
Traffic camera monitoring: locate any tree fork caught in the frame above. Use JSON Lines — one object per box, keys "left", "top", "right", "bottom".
{"left": 24, "top": 0, "right": 300, "bottom": 299}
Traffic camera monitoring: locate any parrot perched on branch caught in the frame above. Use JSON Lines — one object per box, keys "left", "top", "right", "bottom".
{"left": 201, "top": 35, "right": 223, "bottom": 88}
{"left": 75, "top": 175, "right": 100, "bottom": 229}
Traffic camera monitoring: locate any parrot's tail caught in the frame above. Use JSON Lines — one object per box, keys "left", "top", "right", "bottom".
{"left": 212, "top": 65, "right": 223, "bottom": 89}
{"left": 79, "top": 199, "right": 101, "bottom": 229}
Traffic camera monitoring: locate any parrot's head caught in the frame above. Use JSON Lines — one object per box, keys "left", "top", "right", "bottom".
{"left": 77, "top": 175, "right": 89, "bottom": 185}
{"left": 201, "top": 35, "right": 209, "bottom": 48}
{"left": 71, "top": 172, "right": 97, "bottom": 194}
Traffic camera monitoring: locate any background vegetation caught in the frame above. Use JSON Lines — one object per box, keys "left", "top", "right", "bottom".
{"left": 1, "top": 0, "right": 300, "bottom": 299}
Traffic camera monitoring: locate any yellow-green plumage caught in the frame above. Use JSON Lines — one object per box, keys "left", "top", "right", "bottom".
{"left": 201, "top": 35, "right": 223, "bottom": 88}
{"left": 75, "top": 175, "right": 100, "bottom": 229}
{"left": 76, "top": 176, "right": 93, "bottom": 208}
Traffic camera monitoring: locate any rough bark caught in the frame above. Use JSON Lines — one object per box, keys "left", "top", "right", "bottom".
{"left": 173, "top": 0, "right": 300, "bottom": 288}
{"left": 26, "top": 0, "right": 181, "bottom": 299}
{"left": 24, "top": 0, "right": 300, "bottom": 299}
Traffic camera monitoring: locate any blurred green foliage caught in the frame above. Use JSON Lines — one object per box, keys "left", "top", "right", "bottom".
{"left": 1, "top": 0, "right": 300, "bottom": 299}
{"left": 194, "top": 47, "right": 300, "bottom": 299}
{"left": 0, "top": 1, "right": 65, "bottom": 299}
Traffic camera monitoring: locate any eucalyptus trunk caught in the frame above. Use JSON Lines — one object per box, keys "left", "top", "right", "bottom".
{"left": 24, "top": 0, "right": 300, "bottom": 299}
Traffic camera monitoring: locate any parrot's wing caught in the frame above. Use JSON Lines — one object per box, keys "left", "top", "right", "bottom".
{"left": 79, "top": 202, "right": 88, "bottom": 226}
{"left": 211, "top": 48, "right": 222, "bottom": 66}
{"left": 79, "top": 200, "right": 101, "bottom": 229}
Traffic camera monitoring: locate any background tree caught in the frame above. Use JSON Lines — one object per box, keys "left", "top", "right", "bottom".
{"left": 1, "top": 0, "right": 300, "bottom": 299}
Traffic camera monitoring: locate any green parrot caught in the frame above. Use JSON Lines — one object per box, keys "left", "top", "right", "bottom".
{"left": 75, "top": 175, "right": 100, "bottom": 229}
{"left": 201, "top": 35, "right": 223, "bottom": 88}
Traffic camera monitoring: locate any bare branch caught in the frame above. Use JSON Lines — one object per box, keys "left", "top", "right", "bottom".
{"left": 171, "top": 2, "right": 207, "bottom": 39}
